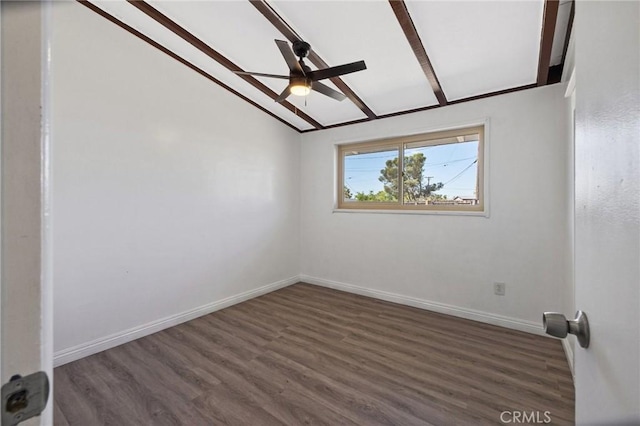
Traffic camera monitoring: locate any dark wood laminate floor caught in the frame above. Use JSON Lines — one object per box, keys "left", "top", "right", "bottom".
{"left": 54, "top": 283, "right": 574, "bottom": 425}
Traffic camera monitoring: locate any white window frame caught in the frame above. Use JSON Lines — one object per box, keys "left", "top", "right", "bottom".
{"left": 335, "top": 123, "right": 489, "bottom": 216}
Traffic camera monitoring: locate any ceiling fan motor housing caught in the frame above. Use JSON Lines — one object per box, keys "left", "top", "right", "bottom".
{"left": 292, "top": 40, "right": 311, "bottom": 58}
{"left": 290, "top": 75, "right": 311, "bottom": 88}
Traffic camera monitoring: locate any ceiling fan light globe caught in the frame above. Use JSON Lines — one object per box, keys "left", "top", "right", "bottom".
{"left": 290, "top": 84, "right": 311, "bottom": 96}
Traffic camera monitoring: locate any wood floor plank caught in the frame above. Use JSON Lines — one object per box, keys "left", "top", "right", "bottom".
{"left": 53, "top": 367, "right": 106, "bottom": 426}
{"left": 275, "top": 324, "right": 569, "bottom": 423}
{"left": 53, "top": 400, "right": 71, "bottom": 426}
{"left": 116, "top": 339, "right": 203, "bottom": 400}
{"left": 137, "top": 332, "right": 222, "bottom": 391}
{"left": 263, "top": 333, "right": 467, "bottom": 425}
{"left": 191, "top": 385, "right": 284, "bottom": 426}
{"left": 56, "top": 356, "right": 150, "bottom": 426}
{"left": 275, "top": 326, "right": 473, "bottom": 405}
{"left": 341, "top": 331, "right": 573, "bottom": 415}
{"left": 94, "top": 350, "right": 199, "bottom": 425}
{"left": 342, "top": 323, "right": 565, "bottom": 397}
{"left": 255, "top": 348, "right": 435, "bottom": 426}
{"left": 244, "top": 354, "right": 362, "bottom": 426}
{"left": 55, "top": 282, "right": 574, "bottom": 425}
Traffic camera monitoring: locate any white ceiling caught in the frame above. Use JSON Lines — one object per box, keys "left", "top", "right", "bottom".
{"left": 89, "top": 0, "right": 572, "bottom": 132}
{"left": 406, "top": 1, "right": 544, "bottom": 101}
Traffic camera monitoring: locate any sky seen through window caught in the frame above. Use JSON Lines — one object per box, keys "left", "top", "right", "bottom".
{"left": 344, "top": 140, "right": 479, "bottom": 200}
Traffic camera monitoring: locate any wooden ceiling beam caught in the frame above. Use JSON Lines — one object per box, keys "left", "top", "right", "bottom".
{"left": 77, "top": 1, "right": 300, "bottom": 132}
{"left": 127, "top": 0, "right": 323, "bottom": 129}
{"left": 249, "top": 0, "right": 377, "bottom": 120}
{"left": 302, "top": 83, "right": 537, "bottom": 133}
{"left": 537, "top": 0, "right": 560, "bottom": 86}
{"left": 388, "top": 0, "right": 447, "bottom": 106}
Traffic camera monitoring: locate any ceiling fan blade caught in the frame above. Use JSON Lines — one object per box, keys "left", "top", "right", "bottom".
{"left": 275, "top": 40, "right": 303, "bottom": 74}
{"left": 308, "top": 60, "right": 366, "bottom": 81}
{"left": 312, "top": 81, "right": 347, "bottom": 101}
{"left": 234, "top": 71, "right": 289, "bottom": 79}
{"left": 275, "top": 85, "right": 292, "bottom": 103}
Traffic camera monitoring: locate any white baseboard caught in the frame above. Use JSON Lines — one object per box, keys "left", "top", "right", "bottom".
{"left": 299, "top": 275, "right": 544, "bottom": 336}
{"left": 562, "top": 339, "right": 575, "bottom": 380}
{"left": 54, "top": 276, "right": 299, "bottom": 367}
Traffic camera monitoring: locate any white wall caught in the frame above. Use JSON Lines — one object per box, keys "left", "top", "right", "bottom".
{"left": 51, "top": 2, "right": 300, "bottom": 363}
{"left": 300, "top": 84, "right": 570, "bottom": 331}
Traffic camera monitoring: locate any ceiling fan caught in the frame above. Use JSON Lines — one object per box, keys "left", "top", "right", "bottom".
{"left": 234, "top": 40, "right": 367, "bottom": 103}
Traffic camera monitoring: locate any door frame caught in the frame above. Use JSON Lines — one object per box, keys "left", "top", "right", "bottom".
{"left": 0, "top": 1, "right": 54, "bottom": 425}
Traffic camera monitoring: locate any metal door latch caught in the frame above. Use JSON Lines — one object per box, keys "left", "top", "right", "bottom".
{"left": 2, "top": 371, "right": 49, "bottom": 426}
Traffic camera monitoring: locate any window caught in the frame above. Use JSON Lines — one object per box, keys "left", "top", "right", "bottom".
{"left": 337, "top": 125, "right": 484, "bottom": 212}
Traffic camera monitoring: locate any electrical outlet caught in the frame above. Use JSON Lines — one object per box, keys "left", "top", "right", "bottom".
{"left": 494, "top": 282, "right": 506, "bottom": 296}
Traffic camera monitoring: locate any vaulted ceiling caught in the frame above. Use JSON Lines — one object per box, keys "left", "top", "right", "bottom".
{"left": 80, "top": 0, "right": 574, "bottom": 132}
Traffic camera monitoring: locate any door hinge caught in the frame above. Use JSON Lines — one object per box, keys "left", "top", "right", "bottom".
{"left": 2, "top": 371, "right": 49, "bottom": 426}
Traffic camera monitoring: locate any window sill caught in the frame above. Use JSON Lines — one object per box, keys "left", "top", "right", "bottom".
{"left": 332, "top": 208, "right": 489, "bottom": 217}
